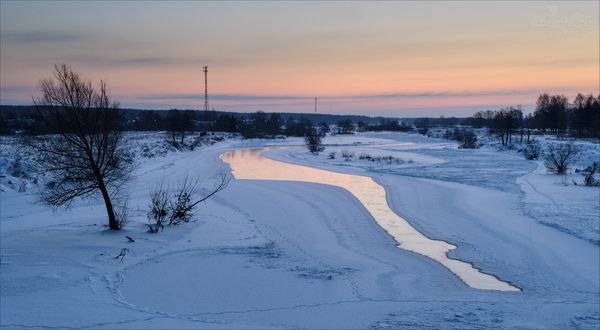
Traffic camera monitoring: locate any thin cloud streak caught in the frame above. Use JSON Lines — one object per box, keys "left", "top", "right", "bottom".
{"left": 55, "top": 54, "right": 255, "bottom": 69}
{"left": 135, "top": 89, "right": 545, "bottom": 103}
{"left": 0, "top": 85, "right": 33, "bottom": 93}
{"left": 137, "top": 93, "right": 306, "bottom": 102}
{"left": 63, "top": 55, "right": 208, "bottom": 68}
{"left": 2, "top": 31, "right": 88, "bottom": 43}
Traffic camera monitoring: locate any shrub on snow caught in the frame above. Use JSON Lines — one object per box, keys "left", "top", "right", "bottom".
{"left": 581, "top": 162, "right": 600, "bottom": 186}
{"left": 341, "top": 149, "right": 354, "bottom": 161}
{"left": 458, "top": 130, "right": 479, "bottom": 149}
{"left": 544, "top": 142, "right": 579, "bottom": 174}
{"left": 147, "top": 175, "right": 229, "bottom": 233}
{"left": 522, "top": 142, "right": 541, "bottom": 160}
{"left": 147, "top": 183, "right": 170, "bottom": 233}
{"left": 305, "top": 129, "right": 325, "bottom": 154}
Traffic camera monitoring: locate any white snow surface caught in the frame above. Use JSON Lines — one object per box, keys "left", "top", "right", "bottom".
{"left": 1, "top": 131, "right": 598, "bottom": 329}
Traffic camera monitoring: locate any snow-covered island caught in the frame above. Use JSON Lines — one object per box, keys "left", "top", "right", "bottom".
{"left": 1, "top": 131, "right": 598, "bottom": 329}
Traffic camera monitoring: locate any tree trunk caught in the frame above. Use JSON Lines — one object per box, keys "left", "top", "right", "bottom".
{"left": 91, "top": 159, "right": 119, "bottom": 230}
{"left": 520, "top": 128, "right": 523, "bottom": 143}
{"left": 98, "top": 179, "right": 119, "bottom": 229}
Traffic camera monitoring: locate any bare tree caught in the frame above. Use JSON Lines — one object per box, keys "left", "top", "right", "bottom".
{"left": 25, "top": 64, "right": 132, "bottom": 230}
{"left": 544, "top": 142, "right": 579, "bottom": 174}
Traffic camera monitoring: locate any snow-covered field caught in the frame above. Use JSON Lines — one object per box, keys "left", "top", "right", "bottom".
{"left": 1, "top": 131, "right": 598, "bottom": 329}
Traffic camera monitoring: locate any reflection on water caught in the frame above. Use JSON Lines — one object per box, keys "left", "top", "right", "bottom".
{"left": 220, "top": 147, "right": 520, "bottom": 292}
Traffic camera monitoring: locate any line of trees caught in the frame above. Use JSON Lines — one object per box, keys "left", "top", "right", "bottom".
{"left": 6, "top": 91, "right": 597, "bottom": 141}
{"left": 357, "top": 119, "right": 412, "bottom": 132}
{"left": 209, "top": 111, "right": 335, "bottom": 139}
{"left": 166, "top": 109, "right": 195, "bottom": 146}
{"left": 565, "top": 93, "right": 599, "bottom": 137}
{"left": 236, "top": 111, "right": 284, "bottom": 138}
{"left": 1, "top": 106, "right": 382, "bottom": 136}
{"left": 335, "top": 119, "right": 355, "bottom": 134}
{"left": 2, "top": 106, "right": 414, "bottom": 139}
{"left": 460, "top": 107, "right": 525, "bottom": 146}
{"left": 467, "top": 93, "right": 600, "bottom": 139}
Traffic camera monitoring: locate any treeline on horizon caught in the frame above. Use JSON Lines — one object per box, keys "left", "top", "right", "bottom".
{"left": 0, "top": 106, "right": 386, "bottom": 136}
{"left": 464, "top": 93, "right": 600, "bottom": 138}
{"left": 1, "top": 92, "right": 598, "bottom": 138}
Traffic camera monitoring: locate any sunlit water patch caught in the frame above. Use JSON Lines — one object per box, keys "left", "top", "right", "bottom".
{"left": 220, "top": 147, "right": 520, "bottom": 292}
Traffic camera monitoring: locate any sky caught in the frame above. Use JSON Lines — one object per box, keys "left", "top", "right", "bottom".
{"left": 0, "top": 1, "right": 598, "bottom": 117}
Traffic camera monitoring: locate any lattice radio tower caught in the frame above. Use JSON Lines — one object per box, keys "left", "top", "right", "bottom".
{"left": 203, "top": 66, "right": 209, "bottom": 111}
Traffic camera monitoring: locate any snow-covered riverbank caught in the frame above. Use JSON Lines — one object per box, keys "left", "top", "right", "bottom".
{"left": 1, "top": 132, "right": 598, "bottom": 329}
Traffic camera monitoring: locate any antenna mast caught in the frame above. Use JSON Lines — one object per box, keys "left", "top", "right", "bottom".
{"left": 315, "top": 97, "right": 317, "bottom": 113}
{"left": 203, "top": 66, "right": 209, "bottom": 111}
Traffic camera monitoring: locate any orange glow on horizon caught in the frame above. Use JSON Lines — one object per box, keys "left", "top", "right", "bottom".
{"left": 1, "top": 1, "right": 598, "bottom": 115}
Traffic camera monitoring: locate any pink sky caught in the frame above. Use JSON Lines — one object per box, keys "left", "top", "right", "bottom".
{"left": 1, "top": 1, "right": 598, "bottom": 116}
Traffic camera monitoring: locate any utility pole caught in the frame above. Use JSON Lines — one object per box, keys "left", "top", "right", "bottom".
{"left": 315, "top": 97, "right": 317, "bottom": 113}
{"left": 203, "top": 66, "right": 209, "bottom": 111}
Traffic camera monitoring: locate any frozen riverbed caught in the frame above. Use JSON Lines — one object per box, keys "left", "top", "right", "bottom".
{"left": 221, "top": 147, "right": 519, "bottom": 291}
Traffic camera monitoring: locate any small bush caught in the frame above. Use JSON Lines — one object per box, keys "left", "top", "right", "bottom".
{"left": 522, "top": 142, "right": 541, "bottom": 160}
{"left": 442, "top": 128, "right": 478, "bottom": 149}
{"left": 147, "top": 175, "right": 230, "bottom": 233}
{"left": 369, "top": 155, "right": 404, "bottom": 165}
{"left": 544, "top": 142, "right": 579, "bottom": 174}
{"left": 444, "top": 129, "right": 454, "bottom": 140}
{"left": 458, "top": 130, "right": 478, "bottom": 149}
{"left": 341, "top": 149, "right": 354, "bottom": 161}
{"left": 358, "top": 153, "right": 372, "bottom": 160}
{"left": 147, "top": 183, "right": 169, "bottom": 233}
{"left": 189, "top": 134, "right": 206, "bottom": 150}
{"left": 169, "top": 179, "right": 197, "bottom": 225}
{"left": 582, "top": 162, "right": 600, "bottom": 186}
{"left": 115, "top": 201, "right": 128, "bottom": 229}
{"left": 305, "top": 129, "right": 324, "bottom": 154}
{"left": 10, "top": 157, "right": 26, "bottom": 177}
{"left": 328, "top": 151, "right": 336, "bottom": 159}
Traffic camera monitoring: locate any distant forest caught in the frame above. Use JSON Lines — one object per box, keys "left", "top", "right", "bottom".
{"left": 0, "top": 106, "right": 392, "bottom": 136}
{"left": 1, "top": 93, "right": 598, "bottom": 138}
{"left": 462, "top": 93, "right": 600, "bottom": 138}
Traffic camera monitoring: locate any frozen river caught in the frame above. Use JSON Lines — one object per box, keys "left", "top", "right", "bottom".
{"left": 221, "top": 147, "right": 520, "bottom": 292}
